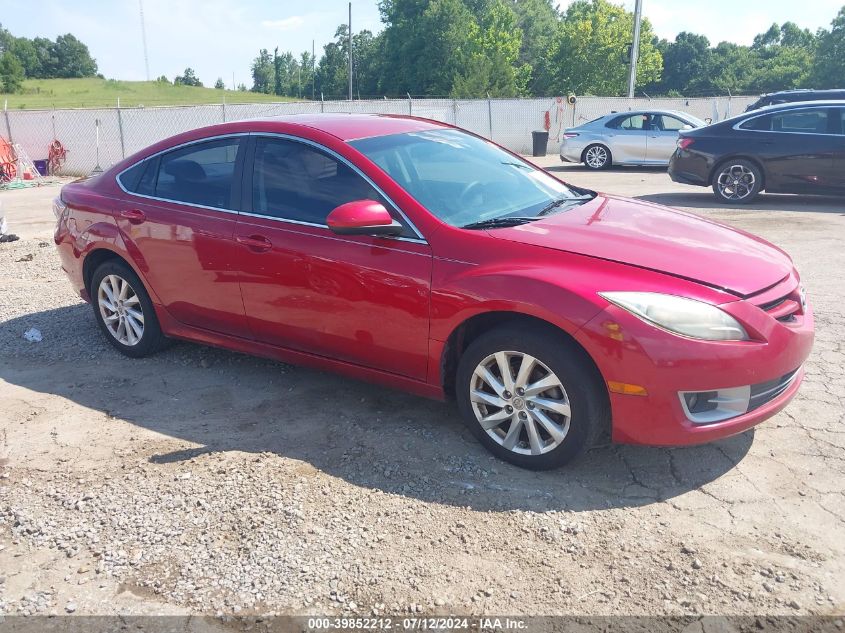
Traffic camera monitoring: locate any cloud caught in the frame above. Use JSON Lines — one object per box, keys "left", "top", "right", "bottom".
{"left": 261, "top": 16, "right": 305, "bottom": 31}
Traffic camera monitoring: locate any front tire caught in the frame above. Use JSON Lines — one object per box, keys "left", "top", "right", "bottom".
{"left": 90, "top": 260, "right": 169, "bottom": 358}
{"left": 711, "top": 159, "right": 762, "bottom": 204}
{"left": 583, "top": 144, "right": 611, "bottom": 170}
{"left": 456, "top": 326, "right": 608, "bottom": 470}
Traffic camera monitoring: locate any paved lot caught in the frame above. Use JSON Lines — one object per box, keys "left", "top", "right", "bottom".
{"left": 0, "top": 160, "right": 843, "bottom": 618}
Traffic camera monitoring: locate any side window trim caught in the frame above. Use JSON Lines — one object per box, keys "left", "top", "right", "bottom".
{"left": 734, "top": 106, "right": 834, "bottom": 136}
{"left": 243, "top": 132, "right": 426, "bottom": 243}
{"left": 114, "top": 133, "right": 247, "bottom": 215}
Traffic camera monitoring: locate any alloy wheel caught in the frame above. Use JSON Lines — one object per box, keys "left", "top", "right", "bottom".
{"left": 585, "top": 146, "right": 608, "bottom": 169}
{"left": 469, "top": 351, "right": 572, "bottom": 456}
{"left": 716, "top": 164, "right": 756, "bottom": 201}
{"left": 98, "top": 274, "right": 145, "bottom": 346}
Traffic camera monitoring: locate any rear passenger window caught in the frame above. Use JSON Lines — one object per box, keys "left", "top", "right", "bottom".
{"left": 154, "top": 138, "right": 242, "bottom": 209}
{"left": 739, "top": 115, "right": 773, "bottom": 131}
{"left": 742, "top": 109, "right": 830, "bottom": 134}
{"left": 251, "top": 137, "right": 382, "bottom": 225}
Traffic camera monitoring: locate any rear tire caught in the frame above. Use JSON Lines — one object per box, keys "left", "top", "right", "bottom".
{"left": 711, "top": 159, "right": 762, "bottom": 204}
{"left": 583, "top": 144, "right": 612, "bottom": 170}
{"left": 455, "top": 326, "right": 608, "bottom": 470}
{"left": 90, "top": 260, "right": 169, "bottom": 358}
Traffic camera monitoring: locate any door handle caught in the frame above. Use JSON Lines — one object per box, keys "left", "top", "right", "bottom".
{"left": 236, "top": 234, "right": 272, "bottom": 252}
{"left": 119, "top": 209, "right": 146, "bottom": 224}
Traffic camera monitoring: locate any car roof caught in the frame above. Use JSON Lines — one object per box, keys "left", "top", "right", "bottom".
{"left": 246, "top": 113, "right": 449, "bottom": 141}
{"left": 754, "top": 99, "right": 845, "bottom": 112}
{"left": 602, "top": 109, "right": 692, "bottom": 117}
{"left": 760, "top": 88, "right": 845, "bottom": 97}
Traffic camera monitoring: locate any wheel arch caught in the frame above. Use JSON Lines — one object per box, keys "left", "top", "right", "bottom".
{"left": 439, "top": 310, "right": 607, "bottom": 402}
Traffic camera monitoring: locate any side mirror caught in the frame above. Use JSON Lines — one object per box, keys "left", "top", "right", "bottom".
{"left": 705, "top": 117, "right": 713, "bottom": 125}
{"left": 326, "top": 200, "right": 402, "bottom": 237}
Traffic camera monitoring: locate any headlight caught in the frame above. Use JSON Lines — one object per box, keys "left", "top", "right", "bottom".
{"left": 599, "top": 292, "right": 749, "bottom": 341}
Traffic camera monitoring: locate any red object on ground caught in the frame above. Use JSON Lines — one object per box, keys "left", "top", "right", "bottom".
{"left": 48, "top": 139, "right": 67, "bottom": 175}
{"left": 53, "top": 114, "right": 813, "bottom": 451}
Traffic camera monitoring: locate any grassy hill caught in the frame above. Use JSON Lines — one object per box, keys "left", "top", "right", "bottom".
{"left": 1, "top": 78, "right": 302, "bottom": 110}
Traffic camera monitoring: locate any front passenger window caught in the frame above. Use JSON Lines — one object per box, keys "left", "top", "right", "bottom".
{"left": 251, "top": 137, "right": 383, "bottom": 225}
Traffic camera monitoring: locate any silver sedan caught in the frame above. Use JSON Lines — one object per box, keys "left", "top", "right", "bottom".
{"left": 560, "top": 110, "right": 707, "bottom": 170}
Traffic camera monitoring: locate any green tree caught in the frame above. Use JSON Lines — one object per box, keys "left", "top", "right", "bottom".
{"left": 746, "top": 22, "right": 815, "bottom": 92}
{"left": 0, "top": 51, "right": 24, "bottom": 92}
{"left": 316, "top": 26, "right": 350, "bottom": 97}
{"left": 51, "top": 34, "right": 97, "bottom": 77}
{"left": 645, "top": 32, "right": 713, "bottom": 95}
{"left": 547, "top": 0, "right": 662, "bottom": 96}
{"left": 812, "top": 7, "right": 845, "bottom": 89}
{"left": 299, "top": 50, "right": 316, "bottom": 99}
{"left": 378, "top": 0, "right": 480, "bottom": 95}
{"left": 452, "top": 1, "right": 531, "bottom": 97}
{"left": 510, "top": 0, "right": 559, "bottom": 94}
{"left": 214, "top": 77, "right": 225, "bottom": 89}
{"left": 251, "top": 49, "right": 274, "bottom": 93}
{"left": 174, "top": 67, "right": 202, "bottom": 87}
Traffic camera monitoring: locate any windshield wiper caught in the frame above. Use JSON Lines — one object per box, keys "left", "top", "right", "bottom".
{"left": 461, "top": 217, "right": 537, "bottom": 230}
{"left": 536, "top": 195, "right": 595, "bottom": 216}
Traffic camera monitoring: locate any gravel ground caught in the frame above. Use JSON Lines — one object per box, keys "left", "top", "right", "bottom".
{"left": 0, "top": 166, "right": 843, "bottom": 618}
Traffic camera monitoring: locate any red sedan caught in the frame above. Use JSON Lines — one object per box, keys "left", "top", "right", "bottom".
{"left": 54, "top": 115, "right": 814, "bottom": 469}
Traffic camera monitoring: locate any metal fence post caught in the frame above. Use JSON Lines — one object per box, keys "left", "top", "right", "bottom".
{"left": 407, "top": 93, "right": 412, "bottom": 116}
{"left": 487, "top": 93, "right": 493, "bottom": 140}
{"left": 221, "top": 97, "right": 227, "bottom": 123}
{"left": 3, "top": 100, "right": 12, "bottom": 144}
{"left": 452, "top": 98, "right": 457, "bottom": 125}
{"left": 116, "top": 99, "right": 126, "bottom": 159}
{"left": 321, "top": 93, "right": 325, "bottom": 113}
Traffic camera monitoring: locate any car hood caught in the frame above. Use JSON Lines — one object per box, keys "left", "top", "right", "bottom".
{"left": 488, "top": 194, "right": 792, "bottom": 297}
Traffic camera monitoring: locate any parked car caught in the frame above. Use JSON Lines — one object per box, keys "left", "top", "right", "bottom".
{"left": 559, "top": 110, "right": 707, "bottom": 169}
{"left": 745, "top": 89, "right": 845, "bottom": 111}
{"left": 669, "top": 101, "right": 845, "bottom": 204}
{"left": 55, "top": 114, "right": 813, "bottom": 469}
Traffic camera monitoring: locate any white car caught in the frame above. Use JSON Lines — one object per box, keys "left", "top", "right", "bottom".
{"left": 560, "top": 109, "right": 707, "bottom": 170}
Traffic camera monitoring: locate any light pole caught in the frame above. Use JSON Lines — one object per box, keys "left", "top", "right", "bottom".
{"left": 626, "top": 0, "right": 643, "bottom": 98}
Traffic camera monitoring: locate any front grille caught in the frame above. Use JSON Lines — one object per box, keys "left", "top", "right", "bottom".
{"left": 758, "top": 292, "right": 801, "bottom": 323}
{"left": 748, "top": 369, "right": 800, "bottom": 412}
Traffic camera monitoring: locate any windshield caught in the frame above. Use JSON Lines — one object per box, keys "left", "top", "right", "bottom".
{"left": 349, "top": 129, "right": 592, "bottom": 228}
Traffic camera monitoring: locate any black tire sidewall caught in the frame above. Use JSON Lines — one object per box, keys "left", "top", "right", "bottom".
{"left": 583, "top": 144, "right": 611, "bottom": 170}
{"left": 712, "top": 159, "right": 762, "bottom": 204}
{"left": 90, "top": 260, "right": 165, "bottom": 358}
{"left": 455, "top": 327, "right": 607, "bottom": 470}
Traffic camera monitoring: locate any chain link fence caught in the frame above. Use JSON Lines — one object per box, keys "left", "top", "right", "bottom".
{"left": 2, "top": 95, "right": 757, "bottom": 176}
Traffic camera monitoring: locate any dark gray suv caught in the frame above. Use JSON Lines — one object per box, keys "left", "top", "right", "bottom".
{"left": 746, "top": 89, "right": 845, "bottom": 111}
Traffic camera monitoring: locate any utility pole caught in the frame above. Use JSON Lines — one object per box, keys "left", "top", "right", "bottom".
{"left": 348, "top": 2, "right": 353, "bottom": 101}
{"left": 138, "top": 0, "right": 150, "bottom": 81}
{"left": 626, "top": 0, "right": 642, "bottom": 98}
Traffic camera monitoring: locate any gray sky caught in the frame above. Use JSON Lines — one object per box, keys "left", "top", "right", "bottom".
{"left": 0, "top": 0, "right": 841, "bottom": 87}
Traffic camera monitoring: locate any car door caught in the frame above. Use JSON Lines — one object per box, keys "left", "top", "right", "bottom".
{"left": 607, "top": 114, "right": 648, "bottom": 163}
{"left": 646, "top": 114, "right": 690, "bottom": 163}
{"left": 114, "top": 136, "right": 251, "bottom": 338}
{"left": 235, "top": 134, "right": 433, "bottom": 379}
{"left": 740, "top": 107, "right": 841, "bottom": 193}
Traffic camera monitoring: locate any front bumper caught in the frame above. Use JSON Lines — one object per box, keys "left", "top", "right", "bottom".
{"left": 574, "top": 287, "right": 814, "bottom": 446}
